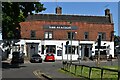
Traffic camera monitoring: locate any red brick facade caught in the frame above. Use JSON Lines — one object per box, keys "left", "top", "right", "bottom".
{"left": 20, "top": 20, "right": 114, "bottom": 41}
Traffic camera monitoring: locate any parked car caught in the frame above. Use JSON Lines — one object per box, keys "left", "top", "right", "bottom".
{"left": 11, "top": 52, "right": 24, "bottom": 64}
{"left": 44, "top": 53, "right": 55, "bottom": 62}
{"left": 30, "top": 54, "right": 42, "bottom": 63}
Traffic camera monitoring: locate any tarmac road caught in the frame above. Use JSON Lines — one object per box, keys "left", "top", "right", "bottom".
{"left": 2, "top": 60, "right": 119, "bottom": 80}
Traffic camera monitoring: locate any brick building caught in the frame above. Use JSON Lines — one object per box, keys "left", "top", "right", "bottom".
{"left": 12, "top": 7, "right": 114, "bottom": 60}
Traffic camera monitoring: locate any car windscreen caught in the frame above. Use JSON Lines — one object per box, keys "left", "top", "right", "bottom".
{"left": 47, "top": 54, "right": 54, "bottom": 56}
{"left": 32, "top": 54, "right": 40, "bottom": 57}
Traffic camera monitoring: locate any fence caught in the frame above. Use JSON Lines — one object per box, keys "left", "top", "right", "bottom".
{"left": 62, "top": 61, "right": 119, "bottom": 80}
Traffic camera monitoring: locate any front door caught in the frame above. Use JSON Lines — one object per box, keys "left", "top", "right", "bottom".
{"left": 26, "top": 43, "right": 39, "bottom": 58}
{"left": 84, "top": 46, "right": 89, "bottom": 57}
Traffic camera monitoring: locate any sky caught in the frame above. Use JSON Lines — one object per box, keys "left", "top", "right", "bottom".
{"left": 0, "top": 1, "right": 119, "bottom": 40}
{"left": 39, "top": 2, "right": 118, "bottom": 36}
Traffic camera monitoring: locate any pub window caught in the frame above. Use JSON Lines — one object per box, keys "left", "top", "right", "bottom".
{"left": 65, "top": 46, "right": 75, "bottom": 54}
{"left": 98, "top": 32, "right": 106, "bottom": 40}
{"left": 57, "top": 50, "right": 62, "bottom": 56}
{"left": 44, "top": 32, "right": 53, "bottom": 39}
{"left": 41, "top": 45, "right": 44, "bottom": 54}
{"left": 46, "top": 45, "right": 56, "bottom": 54}
{"left": 30, "top": 30, "right": 36, "bottom": 39}
{"left": 67, "top": 32, "right": 75, "bottom": 40}
{"left": 84, "top": 32, "right": 89, "bottom": 40}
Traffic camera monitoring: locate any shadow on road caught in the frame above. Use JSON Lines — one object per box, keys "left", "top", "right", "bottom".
{"left": 2, "top": 62, "right": 26, "bottom": 69}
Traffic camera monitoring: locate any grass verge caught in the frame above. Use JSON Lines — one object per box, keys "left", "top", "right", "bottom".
{"left": 59, "top": 65, "right": 118, "bottom": 80}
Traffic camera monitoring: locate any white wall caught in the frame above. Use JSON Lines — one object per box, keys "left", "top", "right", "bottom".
{"left": 13, "top": 40, "right": 115, "bottom": 60}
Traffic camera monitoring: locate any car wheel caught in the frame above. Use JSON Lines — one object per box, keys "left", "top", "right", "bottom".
{"left": 39, "top": 60, "right": 42, "bottom": 63}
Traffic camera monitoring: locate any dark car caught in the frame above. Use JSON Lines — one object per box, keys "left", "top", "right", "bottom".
{"left": 11, "top": 52, "right": 24, "bottom": 64}
{"left": 44, "top": 53, "right": 55, "bottom": 62}
{"left": 30, "top": 54, "right": 42, "bottom": 63}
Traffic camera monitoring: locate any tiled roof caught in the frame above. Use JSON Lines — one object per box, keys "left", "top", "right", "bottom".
{"left": 26, "top": 14, "right": 111, "bottom": 24}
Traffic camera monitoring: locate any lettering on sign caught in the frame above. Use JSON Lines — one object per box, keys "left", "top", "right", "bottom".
{"left": 44, "top": 25, "right": 77, "bottom": 30}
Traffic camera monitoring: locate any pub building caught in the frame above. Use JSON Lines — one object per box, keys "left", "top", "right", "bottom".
{"left": 10, "top": 7, "right": 114, "bottom": 60}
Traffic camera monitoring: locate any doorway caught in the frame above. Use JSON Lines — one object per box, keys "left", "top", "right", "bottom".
{"left": 84, "top": 46, "right": 89, "bottom": 57}
{"left": 26, "top": 43, "right": 39, "bottom": 57}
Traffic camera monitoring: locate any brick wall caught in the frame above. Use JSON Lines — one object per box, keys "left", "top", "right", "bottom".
{"left": 20, "top": 20, "right": 114, "bottom": 41}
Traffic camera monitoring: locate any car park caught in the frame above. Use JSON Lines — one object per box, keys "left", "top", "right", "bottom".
{"left": 30, "top": 54, "right": 42, "bottom": 63}
{"left": 44, "top": 53, "right": 55, "bottom": 62}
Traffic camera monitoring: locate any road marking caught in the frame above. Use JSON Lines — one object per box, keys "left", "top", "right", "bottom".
{"left": 33, "top": 70, "right": 52, "bottom": 79}
{"left": 33, "top": 70, "right": 42, "bottom": 78}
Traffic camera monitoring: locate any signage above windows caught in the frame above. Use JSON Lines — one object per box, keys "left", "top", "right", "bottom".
{"left": 43, "top": 25, "right": 77, "bottom": 30}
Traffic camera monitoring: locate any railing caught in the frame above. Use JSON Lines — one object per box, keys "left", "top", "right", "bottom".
{"left": 62, "top": 61, "right": 119, "bottom": 80}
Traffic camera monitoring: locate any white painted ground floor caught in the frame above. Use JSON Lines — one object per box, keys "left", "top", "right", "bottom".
{"left": 9, "top": 39, "right": 114, "bottom": 60}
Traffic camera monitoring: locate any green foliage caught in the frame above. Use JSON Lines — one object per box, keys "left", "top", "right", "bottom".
{"left": 61, "top": 65, "right": 118, "bottom": 79}
{"left": 114, "top": 35, "right": 120, "bottom": 46}
{"left": 2, "top": 2, "right": 46, "bottom": 39}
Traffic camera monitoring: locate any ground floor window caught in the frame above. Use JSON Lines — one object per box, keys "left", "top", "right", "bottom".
{"left": 57, "top": 50, "right": 62, "bottom": 56}
{"left": 41, "top": 45, "right": 44, "bottom": 54}
{"left": 46, "top": 45, "right": 56, "bottom": 54}
{"left": 65, "top": 46, "right": 75, "bottom": 54}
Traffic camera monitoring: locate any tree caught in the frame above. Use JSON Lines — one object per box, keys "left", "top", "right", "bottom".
{"left": 2, "top": 2, "right": 46, "bottom": 39}
{"left": 114, "top": 35, "right": 120, "bottom": 46}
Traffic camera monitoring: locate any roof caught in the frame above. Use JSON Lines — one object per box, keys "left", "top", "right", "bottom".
{"left": 26, "top": 14, "right": 111, "bottom": 24}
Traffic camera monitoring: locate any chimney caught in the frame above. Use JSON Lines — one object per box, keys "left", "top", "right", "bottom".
{"left": 56, "top": 6, "right": 62, "bottom": 15}
{"left": 105, "top": 8, "right": 113, "bottom": 23}
{"left": 105, "top": 8, "right": 110, "bottom": 17}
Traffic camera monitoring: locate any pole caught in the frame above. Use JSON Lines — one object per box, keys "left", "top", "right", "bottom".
{"left": 78, "top": 40, "right": 81, "bottom": 64}
{"left": 70, "top": 31, "right": 72, "bottom": 64}
{"left": 97, "top": 48, "right": 100, "bottom": 66}
{"left": 67, "top": 45, "right": 68, "bottom": 62}
{"left": 61, "top": 43, "right": 63, "bottom": 62}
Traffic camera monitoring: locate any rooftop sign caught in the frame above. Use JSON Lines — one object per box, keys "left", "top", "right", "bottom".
{"left": 43, "top": 25, "right": 77, "bottom": 30}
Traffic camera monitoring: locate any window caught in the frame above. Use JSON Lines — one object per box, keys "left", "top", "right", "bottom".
{"left": 67, "top": 32, "right": 75, "bottom": 40}
{"left": 65, "top": 46, "right": 75, "bottom": 54}
{"left": 57, "top": 50, "right": 62, "bottom": 56}
{"left": 41, "top": 45, "right": 44, "bottom": 54}
{"left": 84, "top": 32, "right": 89, "bottom": 40}
{"left": 44, "top": 32, "right": 53, "bottom": 39}
{"left": 98, "top": 32, "right": 106, "bottom": 40}
{"left": 30, "top": 30, "right": 36, "bottom": 39}
{"left": 46, "top": 45, "right": 56, "bottom": 54}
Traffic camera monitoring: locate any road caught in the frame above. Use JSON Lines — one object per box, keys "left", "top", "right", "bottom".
{"left": 2, "top": 60, "right": 119, "bottom": 80}
{"left": 2, "top": 61, "right": 70, "bottom": 80}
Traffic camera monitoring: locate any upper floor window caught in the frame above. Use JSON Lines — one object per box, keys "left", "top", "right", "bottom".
{"left": 98, "top": 32, "right": 106, "bottom": 40}
{"left": 44, "top": 31, "right": 53, "bottom": 39}
{"left": 67, "top": 32, "right": 75, "bottom": 40}
{"left": 30, "top": 30, "right": 36, "bottom": 39}
{"left": 84, "top": 32, "right": 89, "bottom": 40}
